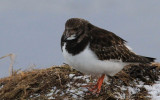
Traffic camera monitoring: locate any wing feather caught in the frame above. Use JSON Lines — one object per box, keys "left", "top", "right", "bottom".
{"left": 89, "top": 27, "right": 153, "bottom": 63}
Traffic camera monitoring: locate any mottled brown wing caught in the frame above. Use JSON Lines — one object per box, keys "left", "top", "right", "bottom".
{"left": 89, "top": 28, "right": 153, "bottom": 63}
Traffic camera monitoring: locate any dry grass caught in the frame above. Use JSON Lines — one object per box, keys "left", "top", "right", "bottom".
{"left": 0, "top": 63, "right": 159, "bottom": 100}
{"left": 0, "top": 53, "right": 16, "bottom": 76}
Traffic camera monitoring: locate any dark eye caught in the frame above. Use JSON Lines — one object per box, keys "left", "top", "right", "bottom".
{"left": 73, "top": 28, "right": 78, "bottom": 31}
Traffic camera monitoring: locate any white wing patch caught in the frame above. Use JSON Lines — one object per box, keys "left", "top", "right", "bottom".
{"left": 125, "top": 44, "right": 133, "bottom": 51}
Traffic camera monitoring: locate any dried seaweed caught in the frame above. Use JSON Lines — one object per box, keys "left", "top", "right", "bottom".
{"left": 0, "top": 63, "right": 159, "bottom": 100}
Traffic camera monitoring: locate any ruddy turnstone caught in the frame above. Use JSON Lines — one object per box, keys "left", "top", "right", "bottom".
{"left": 61, "top": 18, "right": 155, "bottom": 94}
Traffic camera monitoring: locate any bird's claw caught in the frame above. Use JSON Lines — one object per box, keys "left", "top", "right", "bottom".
{"left": 82, "top": 83, "right": 100, "bottom": 94}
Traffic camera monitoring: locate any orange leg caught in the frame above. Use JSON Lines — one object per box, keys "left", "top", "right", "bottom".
{"left": 83, "top": 74, "right": 105, "bottom": 94}
{"left": 96, "top": 74, "right": 105, "bottom": 93}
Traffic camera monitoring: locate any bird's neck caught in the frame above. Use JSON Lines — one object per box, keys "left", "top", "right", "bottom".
{"left": 65, "top": 35, "right": 89, "bottom": 55}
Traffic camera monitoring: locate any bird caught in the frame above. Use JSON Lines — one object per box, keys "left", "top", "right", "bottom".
{"left": 61, "top": 18, "right": 155, "bottom": 94}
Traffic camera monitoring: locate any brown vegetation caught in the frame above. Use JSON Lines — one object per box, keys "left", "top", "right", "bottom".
{"left": 0, "top": 63, "right": 160, "bottom": 100}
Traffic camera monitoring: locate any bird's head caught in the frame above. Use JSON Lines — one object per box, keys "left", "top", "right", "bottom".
{"left": 63, "top": 18, "right": 92, "bottom": 41}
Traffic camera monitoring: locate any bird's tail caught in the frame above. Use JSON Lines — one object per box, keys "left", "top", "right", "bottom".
{"left": 140, "top": 55, "right": 156, "bottom": 63}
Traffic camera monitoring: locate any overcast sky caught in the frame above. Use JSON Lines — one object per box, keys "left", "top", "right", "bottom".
{"left": 0, "top": 0, "right": 160, "bottom": 77}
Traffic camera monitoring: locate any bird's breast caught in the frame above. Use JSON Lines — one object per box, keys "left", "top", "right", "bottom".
{"left": 62, "top": 43, "right": 127, "bottom": 76}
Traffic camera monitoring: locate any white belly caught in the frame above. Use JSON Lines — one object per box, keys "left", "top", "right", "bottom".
{"left": 62, "top": 43, "right": 127, "bottom": 76}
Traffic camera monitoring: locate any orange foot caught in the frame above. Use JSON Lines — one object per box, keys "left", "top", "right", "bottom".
{"left": 82, "top": 74, "right": 105, "bottom": 94}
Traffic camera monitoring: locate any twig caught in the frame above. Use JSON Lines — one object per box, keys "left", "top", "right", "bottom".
{"left": 0, "top": 53, "right": 16, "bottom": 76}
{"left": 55, "top": 69, "right": 63, "bottom": 87}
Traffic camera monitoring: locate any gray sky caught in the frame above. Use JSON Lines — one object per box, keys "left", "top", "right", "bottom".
{"left": 0, "top": 0, "right": 160, "bottom": 77}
